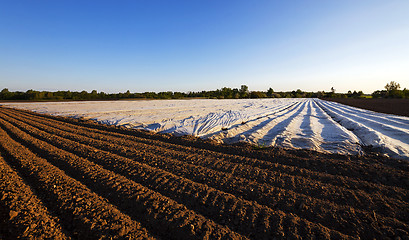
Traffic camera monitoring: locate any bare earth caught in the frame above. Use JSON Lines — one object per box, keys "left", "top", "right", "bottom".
{"left": 0, "top": 106, "right": 408, "bottom": 239}
{"left": 326, "top": 98, "right": 409, "bottom": 117}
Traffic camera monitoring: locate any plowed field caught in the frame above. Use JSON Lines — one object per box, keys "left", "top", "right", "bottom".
{"left": 326, "top": 98, "right": 409, "bottom": 117}
{"left": 0, "top": 106, "right": 408, "bottom": 239}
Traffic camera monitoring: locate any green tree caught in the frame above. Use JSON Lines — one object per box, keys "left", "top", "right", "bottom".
{"left": 239, "top": 85, "right": 249, "bottom": 98}
{"left": 90, "top": 90, "right": 98, "bottom": 99}
{"left": 294, "top": 89, "right": 305, "bottom": 98}
{"left": 267, "top": 88, "right": 274, "bottom": 97}
{"left": 0, "top": 88, "right": 10, "bottom": 99}
{"left": 221, "top": 87, "right": 233, "bottom": 99}
{"left": 385, "top": 81, "right": 400, "bottom": 91}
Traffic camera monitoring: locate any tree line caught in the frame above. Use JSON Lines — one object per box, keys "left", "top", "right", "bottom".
{"left": 1, "top": 82, "right": 407, "bottom": 101}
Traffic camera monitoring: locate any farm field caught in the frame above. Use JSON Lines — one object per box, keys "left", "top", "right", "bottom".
{"left": 0, "top": 106, "right": 408, "bottom": 239}
{"left": 327, "top": 98, "right": 409, "bottom": 117}
{"left": 3, "top": 98, "right": 409, "bottom": 159}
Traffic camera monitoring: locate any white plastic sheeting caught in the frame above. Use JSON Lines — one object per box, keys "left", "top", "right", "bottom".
{"left": 3, "top": 98, "right": 408, "bottom": 159}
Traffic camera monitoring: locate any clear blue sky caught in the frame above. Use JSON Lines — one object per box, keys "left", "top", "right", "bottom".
{"left": 1, "top": 0, "right": 408, "bottom": 93}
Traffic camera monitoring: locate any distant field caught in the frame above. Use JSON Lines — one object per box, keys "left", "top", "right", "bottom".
{"left": 326, "top": 98, "right": 409, "bottom": 117}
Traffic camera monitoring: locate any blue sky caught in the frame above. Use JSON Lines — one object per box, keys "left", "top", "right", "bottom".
{"left": 1, "top": 0, "right": 408, "bottom": 93}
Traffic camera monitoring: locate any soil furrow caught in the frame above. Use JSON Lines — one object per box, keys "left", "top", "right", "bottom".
{"left": 12, "top": 106, "right": 408, "bottom": 190}
{"left": 0, "top": 124, "right": 156, "bottom": 240}
{"left": 0, "top": 117, "right": 246, "bottom": 240}
{"left": 10, "top": 107, "right": 407, "bottom": 203}
{"left": 3, "top": 109, "right": 407, "bottom": 223}
{"left": 0, "top": 110, "right": 352, "bottom": 239}
{"left": 0, "top": 154, "right": 70, "bottom": 240}
{"left": 1, "top": 109, "right": 407, "bottom": 239}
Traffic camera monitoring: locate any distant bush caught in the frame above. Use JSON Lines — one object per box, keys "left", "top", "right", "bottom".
{"left": 372, "top": 82, "right": 408, "bottom": 99}
{"left": 250, "top": 91, "right": 267, "bottom": 98}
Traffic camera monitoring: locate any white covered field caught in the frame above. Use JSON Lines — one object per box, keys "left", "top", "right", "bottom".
{"left": 3, "top": 98, "right": 409, "bottom": 159}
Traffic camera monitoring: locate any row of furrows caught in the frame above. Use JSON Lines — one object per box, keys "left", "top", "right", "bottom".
{"left": 10, "top": 106, "right": 407, "bottom": 203}
{"left": 4, "top": 108, "right": 408, "bottom": 219}
{"left": 0, "top": 114, "right": 247, "bottom": 240}
{"left": 1, "top": 108, "right": 408, "bottom": 238}
{"left": 0, "top": 154, "right": 69, "bottom": 239}
{"left": 12, "top": 108, "right": 409, "bottom": 201}
{"left": 0, "top": 116, "right": 255, "bottom": 239}
{"left": 0, "top": 111, "right": 352, "bottom": 238}
{"left": 18, "top": 106, "right": 409, "bottom": 189}
{"left": 0, "top": 124, "right": 156, "bottom": 239}
{"left": 0, "top": 110, "right": 350, "bottom": 239}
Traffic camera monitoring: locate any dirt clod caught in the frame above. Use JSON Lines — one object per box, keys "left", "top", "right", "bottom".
{"left": 9, "top": 210, "right": 18, "bottom": 220}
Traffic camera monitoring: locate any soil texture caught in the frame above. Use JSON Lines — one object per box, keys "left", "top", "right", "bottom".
{"left": 326, "top": 98, "right": 409, "bottom": 117}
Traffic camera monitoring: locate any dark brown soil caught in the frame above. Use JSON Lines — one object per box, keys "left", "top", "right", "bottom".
{"left": 0, "top": 106, "right": 408, "bottom": 239}
{"left": 326, "top": 98, "right": 409, "bottom": 117}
